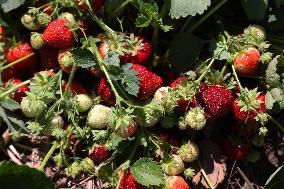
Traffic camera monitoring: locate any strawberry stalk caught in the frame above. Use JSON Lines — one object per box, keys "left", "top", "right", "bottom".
{"left": 196, "top": 58, "right": 215, "bottom": 83}
{"left": 0, "top": 80, "right": 30, "bottom": 99}
{"left": 0, "top": 52, "right": 35, "bottom": 72}
{"left": 231, "top": 65, "right": 243, "bottom": 90}
{"left": 197, "top": 160, "right": 215, "bottom": 189}
{"left": 38, "top": 141, "right": 59, "bottom": 171}
{"left": 62, "top": 63, "right": 77, "bottom": 98}
{"left": 109, "top": 0, "right": 133, "bottom": 18}
{"left": 188, "top": 0, "right": 228, "bottom": 33}
{"left": 268, "top": 116, "right": 284, "bottom": 133}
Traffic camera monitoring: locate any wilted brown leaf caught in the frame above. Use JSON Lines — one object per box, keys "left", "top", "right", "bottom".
{"left": 192, "top": 140, "right": 227, "bottom": 188}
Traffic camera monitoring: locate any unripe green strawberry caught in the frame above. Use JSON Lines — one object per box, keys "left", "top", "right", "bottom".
{"left": 244, "top": 25, "right": 266, "bottom": 42}
{"left": 74, "top": 94, "right": 93, "bottom": 112}
{"left": 21, "top": 14, "right": 41, "bottom": 30}
{"left": 87, "top": 104, "right": 111, "bottom": 129}
{"left": 21, "top": 97, "right": 46, "bottom": 117}
{"left": 80, "top": 157, "right": 95, "bottom": 173}
{"left": 142, "top": 101, "right": 164, "bottom": 127}
{"left": 37, "top": 12, "right": 51, "bottom": 27}
{"left": 59, "top": 12, "right": 77, "bottom": 27}
{"left": 177, "top": 141, "right": 199, "bottom": 162}
{"left": 153, "top": 87, "right": 169, "bottom": 104}
{"left": 51, "top": 115, "right": 64, "bottom": 128}
{"left": 163, "top": 155, "right": 184, "bottom": 176}
{"left": 58, "top": 48, "right": 74, "bottom": 73}
{"left": 30, "top": 32, "right": 44, "bottom": 49}
{"left": 185, "top": 107, "right": 206, "bottom": 130}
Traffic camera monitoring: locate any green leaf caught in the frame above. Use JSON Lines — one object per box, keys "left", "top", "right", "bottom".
{"left": 265, "top": 164, "right": 284, "bottom": 189}
{"left": 0, "top": 161, "right": 54, "bottom": 189}
{"left": 0, "top": 99, "right": 20, "bottom": 111}
{"left": 242, "top": 0, "right": 268, "bottom": 21}
{"left": 169, "top": 33, "right": 203, "bottom": 73}
{"left": 130, "top": 158, "right": 164, "bottom": 187}
{"left": 121, "top": 64, "right": 140, "bottom": 96}
{"left": 71, "top": 48, "right": 97, "bottom": 68}
{"left": 0, "top": 0, "right": 25, "bottom": 12}
{"left": 170, "top": 0, "right": 211, "bottom": 19}
{"left": 136, "top": 1, "right": 172, "bottom": 32}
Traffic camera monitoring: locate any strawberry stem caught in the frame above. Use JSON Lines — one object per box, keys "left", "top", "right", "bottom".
{"left": 0, "top": 79, "right": 30, "bottom": 99}
{"left": 109, "top": 0, "right": 133, "bottom": 18}
{"left": 218, "top": 62, "right": 228, "bottom": 80}
{"left": 38, "top": 141, "right": 59, "bottom": 171}
{"left": 197, "top": 160, "right": 215, "bottom": 189}
{"left": 62, "top": 63, "right": 77, "bottom": 98}
{"left": 188, "top": 0, "right": 228, "bottom": 33}
{"left": 269, "top": 116, "right": 284, "bottom": 133}
{"left": 89, "top": 13, "right": 115, "bottom": 36}
{"left": 196, "top": 58, "right": 215, "bottom": 83}
{"left": 231, "top": 65, "right": 243, "bottom": 90}
{"left": 0, "top": 52, "right": 35, "bottom": 72}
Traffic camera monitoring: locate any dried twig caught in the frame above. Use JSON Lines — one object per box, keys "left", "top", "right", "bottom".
{"left": 197, "top": 159, "right": 215, "bottom": 189}
{"left": 237, "top": 167, "right": 254, "bottom": 189}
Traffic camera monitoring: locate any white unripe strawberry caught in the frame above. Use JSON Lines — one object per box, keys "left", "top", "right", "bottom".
{"left": 87, "top": 104, "right": 111, "bottom": 129}
{"left": 162, "top": 154, "right": 184, "bottom": 176}
{"left": 177, "top": 141, "right": 199, "bottom": 162}
{"left": 185, "top": 107, "right": 206, "bottom": 130}
{"left": 74, "top": 94, "right": 93, "bottom": 112}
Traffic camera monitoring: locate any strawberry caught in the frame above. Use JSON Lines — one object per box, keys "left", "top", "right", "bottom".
{"left": 89, "top": 144, "right": 111, "bottom": 164}
{"left": 0, "top": 25, "right": 4, "bottom": 35}
{"left": 43, "top": 19, "right": 73, "bottom": 48}
{"left": 39, "top": 46, "right": 59, "bottom": 70}
{"left": 233, "top": 89, "right": 266, "bottom": 124}
{"left": 201, "top": 85, "right": 233, "bottom": 119}
{"left": 98, "top": 78, "right": 116, "bottom": 106}
{"left": 98, "top": 42, "right": 109, "bottom": 58}
{"left": 5, "top": 42, "right": 36, "bottom": 69}
{"left": 115, "top": 120, "right": 138, "bottom": 138}
{"left": 119, "top": 168, "right": 145, "bottom": 189}
{"left": 244, "top": 25, "right": 266, "bottom": 42}
{"left": 132, "top": 64, "right": 163, "bottom": 101}
{"left": 21, "top": 96, "right": 46, "bottom": 117}
{"left": 1, "top": 68, "right": 22, "bottom": 83}
{"left": 165, "top": 176, "right": 189, "bottom": 189}
{"left": 63, "top": 81, "right": 87, "bottom": 94}
{"left": 234, "top": 47, "right": 260, "bottom": 77}
{"left": 121, "top": 35, "right": 153, "bottom": 65}
{"left": 92, "top": 0, "right": 105, "bottom": 12}
{"left": 185, "top": 107, "right": 206, "bottom": 130}
{"left": 21, "top": 14, "right": 41, "bottom": 30}
{"left": 4, "top": 79, "right": 29, "bottom": 102}
{"left": 50, "top": 115, "right": 64, "bottom": 128}
{"left": 87, "top": 104, "right": 111, "bottom": 129}
{"left": 177, "top": 141, "right": 199, "bottom": 162}
{"left": 222, "top": 139, "right": 250, "bottom": 160}
{"left": 162, "top": 154, "right": 185, "bottom": 176}
{"left": 74, "top": 94, "right": 93, "bottom": 112}
{"left": 58, "top": 48, "right": 74, "bottom": 73}
{"left": 153, "top": 87, "right": 169, "bottom": 105}
{"left": 30, "top": 32, "right": 44, "bottom": 50}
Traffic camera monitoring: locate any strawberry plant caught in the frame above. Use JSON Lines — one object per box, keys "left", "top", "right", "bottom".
{"left": 0, "top": 0, "right": 284, "bottom": 189}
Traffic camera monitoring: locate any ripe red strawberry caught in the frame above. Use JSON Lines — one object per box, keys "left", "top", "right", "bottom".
{"left": 165, "top": 176, "right": 189, "bottom": 189}
{"left": 5, "top": 79, "right": 29, "bottom": 102}
{"left": 121, "top": 36, "right": 152, "bottom": 65}
{"left": 0, "top": 25, "right": 4, "bottom": 35}
{"left": 92, "top": 0, "right": 105, "bottom": 12}
{"left": 234, "top": 47, "right": 260, "bottom": 77}
{"left": 1, "top": 68, "right": 22, "bottom": 83}
{"left": 98, "top": 42, "right": 109, "bottom": 58}
{"left": 223, "top": 139, "right": 250, "bottom": 160}
{"left": 119, "top": 169, "right": 145, "bottom": 189}
{"left": 5, "top": 42, "right": 36, "bottom": 69}
{"left": 39, "top": 46, "right": 59, "bottom": 70}
{"left": 233, "top": 95, "right": 266, "bottom": 124}
{"left": 201, "top": 85, "right": 233, "bottom": 119}
{"left": 63, "top": 81, "right": 87, "bottom": 94}
{"left": 132, "top": 64, "right": 163, "bottom": 100}
{"left": 43, "top": 19, "right": 73, "bottom": 48}
{"left": 89, "top": 145, "right": 111, "bottom": 164}
{"left": 98, "top": 78, "right": 116, "bottom": 106}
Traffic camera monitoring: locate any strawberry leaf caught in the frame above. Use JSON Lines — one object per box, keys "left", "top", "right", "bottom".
{"left": 242, "top": 0, "right": 268, "bottom": 21}
{"left": 265, "top": 164, "right": 284, "bottom": 189}
{"left": 0, "top": 0, "right": 25, "bottom": 13}
{"left": 71, "top": 48, "right": 97, "bottom": 68}
{"left": 136, "top": 1, "right": 172, "bottom": 32}
{"left": 0, "top": 161, "right": 54, "bottom": 189}
{"left": 170, "top": 0, "right": 211, "bottom": 19}
{"left": 121, "top": 64, "right": 140, "bottom": 96}
{"left": 0, "top": 99, "right": 20, "bottom": 111}
{"left": 130, "top": 158, "right": 164, "bottom": 187}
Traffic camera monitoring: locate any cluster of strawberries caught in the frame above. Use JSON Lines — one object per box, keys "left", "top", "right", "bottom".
{"left": 0, "top": 1, "right": 272, "bottom": 188}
